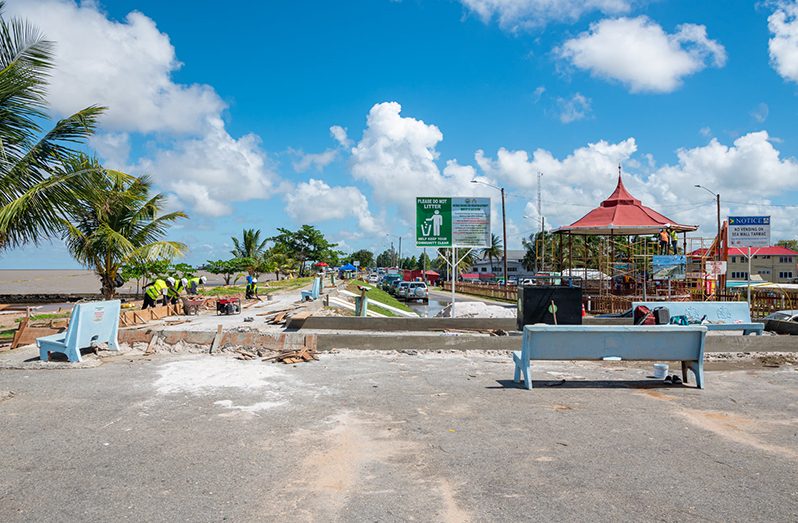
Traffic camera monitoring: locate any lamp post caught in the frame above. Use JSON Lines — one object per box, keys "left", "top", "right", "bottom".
{"left": 695, "top": 185, "right": 722, "bottom": 301}
{"left": 694, "top": 185, "right": 721, "bottom": 261}
{"left": 471, "top": 179, "right": 507, "bottom": 286}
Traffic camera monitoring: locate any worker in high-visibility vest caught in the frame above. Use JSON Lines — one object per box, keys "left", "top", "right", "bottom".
{"left": 167, "top": 277, "right": 185, "bottom": 305}
{"left": 142, "top": 277, "right": 170, "bottom": 309}
{"left": 245, "top": 276, "right": 259, "bottom": 300}
{"left": 185, "top": 276, "right": 207, "bottom": 295}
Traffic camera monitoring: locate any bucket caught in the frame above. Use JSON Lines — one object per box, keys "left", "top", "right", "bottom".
{"left": 653, "top": 363, "right": 669, "bottom": 379}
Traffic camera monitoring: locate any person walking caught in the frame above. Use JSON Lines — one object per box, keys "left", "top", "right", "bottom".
{"left": 669, "top": 228, "right": 679, "bottom": 254}
{"left": 658, "top": 228, "right": 670, "bottom": 255}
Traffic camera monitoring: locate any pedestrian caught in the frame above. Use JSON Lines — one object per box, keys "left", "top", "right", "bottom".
{"left": 142, "top": 277, "right": 169, "bottom": 309}
{"left": 658, "top": 228, "right": 669, "bottom": 255}
{"left": 669, "top": 228, "right": 679, "bottom": 255}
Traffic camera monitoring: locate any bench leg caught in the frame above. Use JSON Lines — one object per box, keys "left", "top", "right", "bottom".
{"left": 513, "top": 361, "right": 521, "bottom": 383}
{"left": 66, "top": 345, "right": 82, "bottom": 363}
{"left": 522, "top": 364, "right": 532, "bottom": 390}
{"left": 687, "top": 360, "right": 704, "bottom": 389}
{"left": 109, "top": 336, "right": 120, "bottom": 352}
{"left": 681, "top": 361, "right": 689, "bottom": 384}
{"left": 39, "top": 348, "right": 49, "bottom": 362}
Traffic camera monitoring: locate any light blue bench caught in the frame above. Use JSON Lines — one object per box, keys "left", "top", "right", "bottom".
{"left": 301, "top": 277, "right": 322, "bottom": 301}
{"left": 513, "top": 325, "right": 707, "bottom": 390}
{"left": 632, "top": 301, "right": 763, "bottom": 335}
{"left": 36, "top": 300, "right": 121, "bottom": 363}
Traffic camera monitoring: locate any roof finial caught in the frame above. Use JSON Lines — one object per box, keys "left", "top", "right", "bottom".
{"left": 618, "top": 163, "right": 622, "bottom": 180}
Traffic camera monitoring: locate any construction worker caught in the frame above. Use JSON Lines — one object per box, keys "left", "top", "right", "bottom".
{"left": 669, "top": 228, "right": 679, "bottom": 254}
{"left": 167, "top": 277, "right": 185, "bottom": 305}
{"left": 186, "top": 275, "right": 207, "bottom": 295}
{"left": 245, "top": 277, "right": 259, "bottom": 300}
{"left": 658, "top": 228, "right": 670, "bottom": 255}
{"left": 142, "top": 277, "right": 169, "bottom": 309}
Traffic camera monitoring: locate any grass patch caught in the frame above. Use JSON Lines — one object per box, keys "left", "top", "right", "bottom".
{"left": 0, "top": 328, "right": 15, "bottom": 340}
{"left": 347, "top": 280, "right": 413, "bottom": 313}
{"left": 204, "top": 277, "right": 314, "bottom": 297}
{"left": 15, "top": 312, "right": 71, "bottom": 323}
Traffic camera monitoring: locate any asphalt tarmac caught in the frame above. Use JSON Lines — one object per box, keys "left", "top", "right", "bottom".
{"left": 1, "top": 351, "right": 797, "bottom": 522}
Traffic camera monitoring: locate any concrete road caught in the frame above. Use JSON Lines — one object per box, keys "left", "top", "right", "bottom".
{"left": 1, "top": 352, "right": 797, "bottom": 522}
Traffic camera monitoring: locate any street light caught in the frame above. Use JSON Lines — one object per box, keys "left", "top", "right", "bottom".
{"left": 471, "top": 179, "right": 508, "bottom": 286}
{"left": 694, "top": 185, "right": 721, "bottom": 261}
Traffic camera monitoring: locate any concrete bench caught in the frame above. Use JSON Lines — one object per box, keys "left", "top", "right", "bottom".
{"left": 513, "top": 325, "right": 707, "bottom": 390}
{"left": 632, "top": 301, "right": 763, "bottom": 335}
{"left": 36, "top": 300, "right": 121, "bottom": 363}
{"left": 301, "top": 277, "right": 322, "bottom": 301}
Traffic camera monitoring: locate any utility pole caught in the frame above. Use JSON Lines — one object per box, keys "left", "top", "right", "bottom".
{"left": 537, "top": 172, "right": 543, "bottom": 274}
{"left": 398, "top": 236, "right": 402, "bottom": 267}
{"left": 715, "top": 193, "right": 720, "bottom": 264}
{"left": 501, "top": 187, "right": 508, "bottom": 287}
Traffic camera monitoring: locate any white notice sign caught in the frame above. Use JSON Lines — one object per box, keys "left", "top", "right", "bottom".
{"left": 728, "top": 216, "right": 770, "bottom": 248}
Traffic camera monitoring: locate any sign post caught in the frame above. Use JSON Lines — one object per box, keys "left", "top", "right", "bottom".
{"left": 728, "top": 216, "right": 771, "bottom": 304}
{"left": 416, "top": 197, "right": 490, "bottom": 317}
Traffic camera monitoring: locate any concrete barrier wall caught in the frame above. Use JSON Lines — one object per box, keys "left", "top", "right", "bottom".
{"left": 295, "top": 316, "right": 518, "bottom": 332}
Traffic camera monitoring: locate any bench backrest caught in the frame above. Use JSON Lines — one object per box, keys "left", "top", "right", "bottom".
{"left": 632, "top": 301, "right": 751, "bottom": 323}
{"left": 64, "top": 300, "right": 121, "bottom": 349}
{"left": 522, "top": 325, "right": 706, "bottom": 362}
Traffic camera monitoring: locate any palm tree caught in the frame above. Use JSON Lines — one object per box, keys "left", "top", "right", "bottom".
{"left": 0, "top": 4, "right": 105, "bottom": 248}
{"left": 231, "top": 228, "right": 269, "bottom": 259}
{"left": 481, "top": 233, "right": 503, "bottom": 277}
{"left": 61, "top": 156, "right": 187, "bottom": 298}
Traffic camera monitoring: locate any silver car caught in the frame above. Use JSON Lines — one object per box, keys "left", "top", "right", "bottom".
{"left": 400, "top": 282, "right": 428, "bottom": 302}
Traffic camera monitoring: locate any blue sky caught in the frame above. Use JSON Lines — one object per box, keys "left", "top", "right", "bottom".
{"left": 3, "top": 0, "right": 798, "bottom": 269}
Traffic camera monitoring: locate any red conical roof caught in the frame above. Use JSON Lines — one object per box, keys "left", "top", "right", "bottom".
{"left": 555, "top": 174, "right": 698, "bottom": 235}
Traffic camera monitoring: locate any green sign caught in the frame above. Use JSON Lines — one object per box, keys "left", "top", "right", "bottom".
{"left": 416, "top": 198, "right": 452, "bottom": 247}
{"left": 416, "top": 197, "right": 491, "bottom": 248}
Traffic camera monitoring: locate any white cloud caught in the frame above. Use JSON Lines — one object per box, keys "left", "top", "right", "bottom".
{"left": 8, "top": 0, "right": 285, "bottom": 217}
{"left": 350, "top": 102, "right": 497, "bottom": 221}
{"left": 284, "top": 179, "right": 381, "bottom": 233}
{"left": 330, "top": 125, "right": 352, "bottom": 148}
{"left": 89, "top": 132, "right": 131, "bottom": 169}
{"left": 476, "top": 132, "right": 798, "bottom": 241}
{"left": 557, "top": 16, "right": 726, "bottom": 93}
{"left": 557, "top": 93, "right": 591, "bottom": 123}
{"left": 136, "top": 118, "right": 278, "bottom": 217}
{"left": 532, "top": 85, "right": 546, "bottom": 102}
{"left": 291, "top": 149, "right": 338, "bottom": 173}
{"left": 751, "top": 102, "right": 769, "bottom": 123}
{"left": 460, "top": 0, "right": 633, "bottom": 31}
{"left": 7, "top": 0, "right": 223, "bottom": 134}
{"left": 768, "top": 1, "right": 798, "bottom": 83}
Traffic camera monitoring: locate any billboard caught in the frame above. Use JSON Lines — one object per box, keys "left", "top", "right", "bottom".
{"left": 416, "top": 197, "right": 490, "bottom": 248}
{"left": 728, "top": 216, "right": 770, "bottom": 248}
{"left": 652, "top": 255, "right": 687, "bottom": 280}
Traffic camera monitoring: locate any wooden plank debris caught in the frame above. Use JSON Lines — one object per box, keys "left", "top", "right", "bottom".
{"left": 209, "top": 324, "right": 223, "bottom": 354}
{"left": 263, "top": 344, "right": 318, "bottom": 364}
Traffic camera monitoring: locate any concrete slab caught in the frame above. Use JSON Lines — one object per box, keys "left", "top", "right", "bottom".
{"left": 1, "top": 352, "right": 797, "bottom": 521}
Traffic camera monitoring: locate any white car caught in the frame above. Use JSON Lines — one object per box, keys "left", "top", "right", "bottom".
{"left": 367, "top": 274, "right": 379, "bottom": 283}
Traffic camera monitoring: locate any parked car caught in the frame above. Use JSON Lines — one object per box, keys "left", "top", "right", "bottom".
{"left": 395, "top": 281, "right": 411, "bottom": 299}
{"left": 380, "top": 274, "right": 402, "bottom": 291}
{"left": 367, "top": 273, "right": 379, "bottom": 284}
{"left": 763, "top": 310, "right": 798, "bottom": 322}
{"left": 400, "top": 281, "right": 428, "bottom": 302}
{"left": 389, "top": 278, "right": 405, "bottom": 295}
